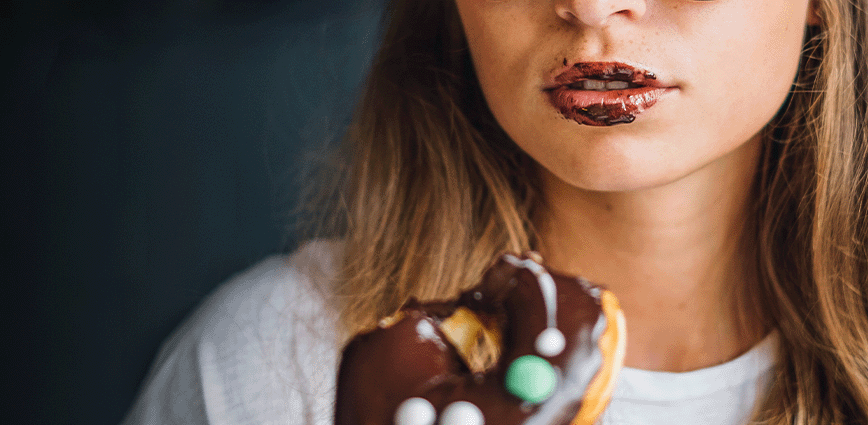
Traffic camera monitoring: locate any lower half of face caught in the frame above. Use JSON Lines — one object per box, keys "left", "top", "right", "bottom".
{"left": 455, "top": 0, "right": 814, "bottom": 192}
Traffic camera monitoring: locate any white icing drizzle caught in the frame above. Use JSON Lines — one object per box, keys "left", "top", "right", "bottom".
{"left": 503, "top": 254, "right": 565, "bottom": 357}
{"left": 416, "top": 318, "right": 448, "bottom": 351}
{"left": 523, "top": 313, "right": 606, "bottom": 425}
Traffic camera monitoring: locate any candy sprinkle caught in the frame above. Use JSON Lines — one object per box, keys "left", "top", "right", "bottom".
{"left": 394, "top": 397, "right": 436, "bottom": 425}
{"left": 504, "top": 355, "right": 557, "bottom": 404}
{"left": 439, "top": 401, "right": 484, "bottom": 425}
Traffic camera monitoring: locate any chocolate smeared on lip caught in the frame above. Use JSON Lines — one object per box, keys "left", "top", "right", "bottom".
{"left": 545, "top": 62, "right": 670, "bottom": 126}
{"left": 548, "top": 62, "right": 658, "bottom": 88}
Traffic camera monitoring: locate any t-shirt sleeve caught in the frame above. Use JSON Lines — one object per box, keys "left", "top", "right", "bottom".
{"left": 120, "top": 241, "right": 343, "bottom": 425}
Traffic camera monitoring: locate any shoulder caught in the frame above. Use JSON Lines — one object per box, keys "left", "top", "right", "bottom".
{"left": 122, "top": 239, "right": 345, "bottom": 425}
{"left": 167, "top": 239, "right": 344, "bottom": 362}
{"left": 196, "top": 239, "right": 344, "bottom": 341}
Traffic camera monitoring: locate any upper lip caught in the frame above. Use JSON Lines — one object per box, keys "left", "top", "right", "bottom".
{"left": 543, "top": 61, "right": 670, "bottom": 91}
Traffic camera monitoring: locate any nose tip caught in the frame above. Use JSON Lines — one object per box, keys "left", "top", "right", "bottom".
{"left": 555, "top": 0, "right": 647, "bottom": 28}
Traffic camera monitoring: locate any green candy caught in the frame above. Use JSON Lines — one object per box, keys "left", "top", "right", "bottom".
{"left": 504, "top": 355, "right": 557, "bottom": 404}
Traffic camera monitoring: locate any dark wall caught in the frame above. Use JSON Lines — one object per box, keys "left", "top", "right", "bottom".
{"left": 8, "top": 1, "right": 382, "bottom": 423}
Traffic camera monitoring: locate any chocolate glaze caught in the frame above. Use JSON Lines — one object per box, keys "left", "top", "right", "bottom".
{"left": 334, "top": 255, "right": 608, "bottom": 425}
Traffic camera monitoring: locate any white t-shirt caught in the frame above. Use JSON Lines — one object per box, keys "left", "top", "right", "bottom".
{"left": 121, "top": 240, "right": 777, "bottom": 425}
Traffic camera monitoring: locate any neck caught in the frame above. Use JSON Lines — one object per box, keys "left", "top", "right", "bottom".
{"left": 536, "top": 136, "right": 767, "bottom": 372}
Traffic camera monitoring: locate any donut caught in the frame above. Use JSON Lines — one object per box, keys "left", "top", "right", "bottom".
{"left": 334, "top": 253, "right": 627, "bottom": 425}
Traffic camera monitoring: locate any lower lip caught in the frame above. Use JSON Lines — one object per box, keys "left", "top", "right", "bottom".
{"left": 546, "top": 86, "right": 672, "bottom": 126}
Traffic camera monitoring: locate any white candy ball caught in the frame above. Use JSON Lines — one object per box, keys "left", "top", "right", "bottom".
{"left": 395, "top": 397, "right": 437, "bottom": 425}
{"left": 439, "top": 401, "right": 484, "bottom": 425}
{"left": 535, "top": 327, "right": 566, "bottom": 357}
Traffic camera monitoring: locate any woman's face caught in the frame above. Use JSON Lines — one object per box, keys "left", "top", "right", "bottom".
{"left": 455, "top": 0, "right": 816, "bottom": 191}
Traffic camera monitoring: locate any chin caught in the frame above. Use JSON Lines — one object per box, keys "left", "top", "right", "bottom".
{"left": 555, "top": 168, "right": 688, "bottom": 193}
{"left": 537, "top": 140, "right": 694, "bottom": 194}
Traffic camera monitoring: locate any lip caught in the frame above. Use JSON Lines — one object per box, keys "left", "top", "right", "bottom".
{"left": 543, "top": 61, "right": 675, "bottom": 126}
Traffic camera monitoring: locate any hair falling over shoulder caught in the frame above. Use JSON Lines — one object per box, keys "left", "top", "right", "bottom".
{"left": 319, "top": 0, "right": 542, "bottom": 331}
{"left": 749, "top": 0, "right": 868, "bottom": 422}
{"left": 307, "top": 0, "right": 868, "bottom": 422}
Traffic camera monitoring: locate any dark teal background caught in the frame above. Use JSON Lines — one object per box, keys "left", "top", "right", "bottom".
{"left": 7, "top": 0, "right": 382, "bottom": 423}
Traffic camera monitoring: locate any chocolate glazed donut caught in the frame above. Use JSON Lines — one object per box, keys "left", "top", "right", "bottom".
{"left": 335, "top": 253, "right": 627, "bottom": 425}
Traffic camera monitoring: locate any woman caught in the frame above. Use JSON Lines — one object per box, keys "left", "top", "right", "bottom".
{"left": 123, "top": 0, "right": 868, "bottom": 424}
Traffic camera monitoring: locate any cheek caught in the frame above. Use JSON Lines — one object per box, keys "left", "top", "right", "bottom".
{"left": 457, "top": 1, "right": 544, "bottom": 114}
{"left": 457, "top": 1, "right": 524, "bottom": 70}
{"left": 684, "top": 1, "right": 808, "bottom": 135}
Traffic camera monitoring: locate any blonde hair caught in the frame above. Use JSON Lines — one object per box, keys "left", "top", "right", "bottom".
{"left": 750, "top": 0, "right": 868, "bottom": 422}
{"left": 319, "top": 0, "right": 540, "bottom": 326}
{"left": 309, "top": 0, "right": 868, "bottom": 422}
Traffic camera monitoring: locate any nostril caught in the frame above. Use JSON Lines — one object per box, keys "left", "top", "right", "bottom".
{"left": 555, "top": 0, "right": 647, "bottom": 27}
{"left": 555, "top": 7, "right": 579, "bottom": 25}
